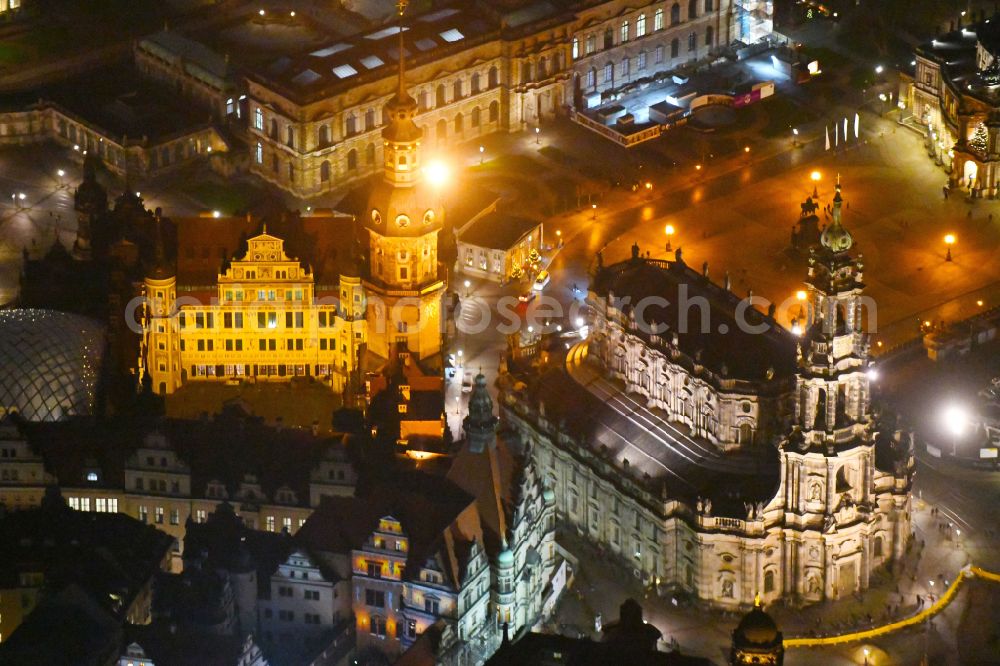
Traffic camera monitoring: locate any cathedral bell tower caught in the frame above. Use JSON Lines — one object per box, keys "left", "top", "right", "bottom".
{"left": 797, "top": 178, "right": 871, "bottom": 437}
{"left": 362, "top": 0, "right": 446, "bottom": 362}
{"left": 782, "top": 179, "right": 878, "bottom": 602}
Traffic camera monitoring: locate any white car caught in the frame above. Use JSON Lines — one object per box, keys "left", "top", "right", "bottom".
{"left": 533, "top": 270, "right": 550, "bottom": 290}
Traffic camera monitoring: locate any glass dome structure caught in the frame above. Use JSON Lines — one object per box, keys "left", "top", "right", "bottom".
{"left": 0, "top": 309, "right": 105, "bottom": 421}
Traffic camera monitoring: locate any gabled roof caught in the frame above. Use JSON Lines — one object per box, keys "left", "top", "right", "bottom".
{"left": 296, "top": 471, "right": 481, "bottom": 588}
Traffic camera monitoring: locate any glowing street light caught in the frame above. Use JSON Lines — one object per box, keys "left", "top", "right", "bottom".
{"left": 944, "top": 233, "right": 956, "bottom": 261}
{"left": 863, "top": 647, "right": 871, "bottom": 666}
{"left": 796, "top": 290, "right": 807, "bottom": 301}
{"left": 212, "top": 210, "right": 221, "bottom": 219}
{"left": 875, "top": 64, "right": 884, "bottom": 74}
{"left": 479, "top": 145, "right": 485, "bottom": 164}
{"left": 535, "top": 126, "right": 540, "bottom": 145}
{"left": 591, "top": 203, "right": 597, "bottom": 220}
{"left": 810, "top": 170, "right": 821, "bottom": 198}
{"left": 665, "top": 223, "right": 675, "bottom": 252}
{"left": 259, "top": 8, "right": 265, "bottom": 16}
{"left": 424, "top": 160, "right": 450, "bottom": 187}
{"left": 943, "top": 404, "right": 967, "bottom": 456}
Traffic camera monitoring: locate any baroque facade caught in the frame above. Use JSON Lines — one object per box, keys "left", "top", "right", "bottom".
{"left": 501, "top": 184, "right": 914, "bottom": 608}
{"left": 910, "top": 14, "right": 1000, "bottom": 196}
{"left": 242, "top": 0, "right": 769, "bottom": 196}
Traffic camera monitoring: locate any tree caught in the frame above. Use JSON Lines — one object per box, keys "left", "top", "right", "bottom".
{"left": 970, "top": 123, "right": 989, "bottom": 154}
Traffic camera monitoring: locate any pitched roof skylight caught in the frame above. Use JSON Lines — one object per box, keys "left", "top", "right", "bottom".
{"left": 414, "top": 38, "right": 437, "bottom": 51}
{"left": 291, "top": 69, "right": 322, "bottom": 86}
{"left": 360, "top": 55, "right": 385, "bottom": 69}
{"left": 310, "top": 43, "right": 352, "bottom": 58}
{"left": 365, "top": 25, "right": 407, "bottom": 40}
{"left": 420, "top": 8, "right": 460, "bottom": 22}
{"left": 439, "top": 28, "right": 464, "bottom": 43}
{"left": 332, "top": 64, "right": 358, "bottom": 79}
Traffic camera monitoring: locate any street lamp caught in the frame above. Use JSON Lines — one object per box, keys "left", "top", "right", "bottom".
{"left": 875, "top": 64, "right": 884, "bottom": 75}
{"left": 665, "top": 224, "right": 675, "bottom": 252}
{"left": 535, "top": 127, "right": 540, "bottom": 144}
{"left": 863, "top": 647, "right": 870, "bottom": 666}
{"left": 556, "top": 229, "right": 562, "bottom": 247}
{"left": 792, "top": 127, "right": 799, "bottom": 147}
{"left": 479, "top": 145, "right": 485, "bottom": 165}
{"left": 464, "top": 279, "right": 471, "bottom": 297}
{"left": 943, "top": 404, "right": 967, "bottom": 456}
{"left": 810, "top": 170, "right": 821, "bottom": 198}
{"left": 944, "top": 233, "right": 956, "bottom": 261}
{"left": 591, "top": 203, "right": 597, "bottom": 220}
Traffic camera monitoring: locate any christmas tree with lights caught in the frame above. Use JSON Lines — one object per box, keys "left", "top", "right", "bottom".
{"left": 970, "top": 122, "right": 989, "bottom": 154}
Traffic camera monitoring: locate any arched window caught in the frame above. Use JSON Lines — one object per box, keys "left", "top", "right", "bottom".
{"left": 471, "top": 72, "right": 481, "bottom": 93}
{"left": 670, "top": 3, "right": 680, "bottom": 25}
{"left": 688, "top": 31, "right": 696, "bottom": 52}
{"left": 671, "top": 38, "right": 679, "bottom": 58}
{"left": 488, "top": 66, "right": 499, "bottom": 88}
{"left": 345, "top": 114, "right": 356, "bottom": 136}
{"left": 489, "top": 101, "right": 499, "bottom": 122}
{"left": 269, "top": 118, "right": 278, "bottom": 139}
{"left": 419, "top": 90, "right": 431, "bottom": 111}
{"left": 471, "top": 106, "right": 481, "bottom": 127}
{"left": 454, "top": 112, "right": 464, "bottom": 133}
{"left": 453, "top": 79, "right": 463, "bottom": 100}
{"left": 572, "top": 37, "right": 579, "bottom": 59}
{"left": 688, "top": 0, "right": 698, "bottom": 19}
{"left": 655, "top": 8, "right": 664, "bottom": 30}
{"left": 874, "top": 536, "right": 884, "bottom": 558}
{"left": 320, "top": 160, "right": 330, "bottom": 182}
{"left": 436, "top": 84, "right": 447, "bottom": 107}
{"left": 365, "top": 109, "right": 375, "bottom": 131}
{"left": 764, "top": 570, "right": 775, "bottom": 593}
{"left": 347, "top": 149, "right": 357, "bottom": 171}
{"left": 538, "top": 57, "right": 547, "bottom": 79}
{"left": 366, "top": 143, "right": 375, "bottom": 166}
{"left": 620, "top": 20, "right": 629, "bottom": 43}
{"left": 286, "top": 125, "right": 294, "bottom": 148}
{"left": 436, "top": 118, "right": 447, "bottom": 140}
{"left": 604, "top": 62, "right": 613, "bottom": 84}
{"left": 521, "top": 62, "right": 532, "bottom": 85}
{"left": 706, "top": 25, "right": 713, "bottom": 46}
{"left": 318, "top": 124, "right": 330, "bottom": 147}
{"left": 588, "top": 67, "right": 596, "bottom": 88}
{"left": 603, "top": 27, "right": 613, "bottom": 50}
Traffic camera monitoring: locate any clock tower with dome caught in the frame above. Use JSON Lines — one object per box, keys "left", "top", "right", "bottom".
{"left": 362, "top": 0, "right": 446, "bottom": 362}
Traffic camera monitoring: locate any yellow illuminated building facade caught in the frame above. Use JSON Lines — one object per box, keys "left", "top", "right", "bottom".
{"left": 143, "top": 230, "right": 366, "bottom": 395}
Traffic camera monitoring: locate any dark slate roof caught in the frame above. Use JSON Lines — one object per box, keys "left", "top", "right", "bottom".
{"left": 245, "top": 4, "right": 498, "bottom": 105}
{"left": 591, "top": 252, "right": 798, "bottom": 382}
{"left": 485, "top": 631, "right": 710, "bottom": 665}
{"left": 18, "top": 413, "right": 347, "bottom": 506}
{"left": 522, "top": 366, "right": 781, "bottom": 518}
{"left": 0, "top": 502, "right": 173, "bottom": 621}
{"left": 296, "top": 471, "right": 479, "bottom": 587}
{"left": 458, "top": 210, "right": 542, "bottom": 250}
{"left": 174, "top": 211, "right": 356, "bottom": 289}
{"left": 123, "top": 622, "right": 247, "bottom": 666}
{"left": 0, "top": 584, "right": 122, "bottom": 666}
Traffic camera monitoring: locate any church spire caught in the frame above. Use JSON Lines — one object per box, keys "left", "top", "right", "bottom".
{"left": 395, "top": 0, "right": 408, "bottom": 99}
